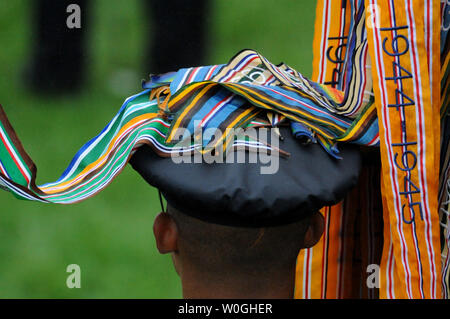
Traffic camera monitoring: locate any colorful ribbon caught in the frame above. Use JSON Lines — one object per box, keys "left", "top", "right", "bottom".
{"left": 1, "top": 47, "right": 380, "bottom": 204}
{"left": 295, "top": 0, "right": 449, "bottom": 299}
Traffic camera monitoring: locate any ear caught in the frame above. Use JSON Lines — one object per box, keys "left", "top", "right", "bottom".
{"left": 153, "top": 212, "right": 178, "bottom": 254}
{"left": 303, "top": 211, "right": 325, "bottom": 249}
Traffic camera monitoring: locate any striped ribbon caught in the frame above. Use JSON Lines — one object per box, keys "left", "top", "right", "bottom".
{"left": 0, "top": 47, "right": 382, "bottom": 204}
{"left": 439, "top": 0, "right": 450, "bottom": 299}
{"left": 296, "top": 0, "right": 378, "bottom": 298}
{"left": 368, "top": 0, "right": 442, "bottom": 299}
{"left": 295, "top": 0, "right": 448, "bottom": 299}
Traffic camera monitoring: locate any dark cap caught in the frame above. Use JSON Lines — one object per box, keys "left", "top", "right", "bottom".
{"left": 130, "top": 126, "right": 361, "bottom": 227}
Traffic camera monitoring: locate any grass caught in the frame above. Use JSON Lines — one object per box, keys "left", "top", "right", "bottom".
{"left": 0, "top": 0, "right": 316, "bottom": 298}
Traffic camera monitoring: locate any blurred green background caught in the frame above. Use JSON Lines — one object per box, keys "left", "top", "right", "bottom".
{"left": 0, "top": 0, "right": 316, "bottom": 298}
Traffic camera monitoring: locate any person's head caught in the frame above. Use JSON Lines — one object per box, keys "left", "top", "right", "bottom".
{"left": 152, "top": 203, "right": 324, "bottom": 298}
{"left": 130, "top": 126, "right": 361, "bottom": 298}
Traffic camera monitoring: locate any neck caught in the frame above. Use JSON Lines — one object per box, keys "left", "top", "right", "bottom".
{"left": 180, "top": 266, "right": 296, "bottom": 299}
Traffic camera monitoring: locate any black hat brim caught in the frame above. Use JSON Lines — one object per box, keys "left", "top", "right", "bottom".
{"left": 130, "top": 127, "right": 361, "bottom": 227}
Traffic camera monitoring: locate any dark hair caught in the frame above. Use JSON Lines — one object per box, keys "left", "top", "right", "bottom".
{"left": 167, "top": 204, "right": 313, "bottom": 277}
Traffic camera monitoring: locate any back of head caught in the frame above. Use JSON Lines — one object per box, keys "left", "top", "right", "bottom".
{"left": 168, "top": 205, "right": 314, "bottom": 279}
